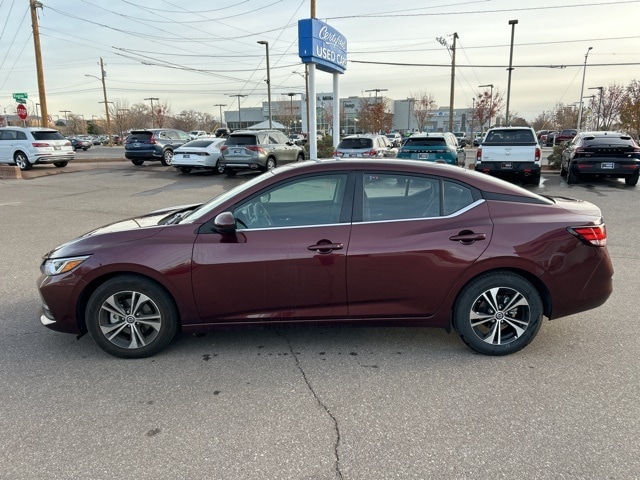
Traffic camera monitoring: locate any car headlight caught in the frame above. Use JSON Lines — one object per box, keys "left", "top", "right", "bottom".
{"left": 41, "top": 255, "right": 90, "bottom": 276}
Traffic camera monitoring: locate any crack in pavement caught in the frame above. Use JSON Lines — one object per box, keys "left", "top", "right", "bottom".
{"left": 276, "top": 331, "right": 343, "bottom": 480}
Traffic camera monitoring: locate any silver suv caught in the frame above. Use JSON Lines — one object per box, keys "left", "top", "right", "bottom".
{"left": 334, "top": 134, "right": 396, "bottom": 158}
{"left": 0, "top": 127, "right": 74, "bottom": 170}
{"left": 219, "top": 129, "right": 305, "bottom": 176}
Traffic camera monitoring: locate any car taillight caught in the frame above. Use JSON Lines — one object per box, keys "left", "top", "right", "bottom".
{"left": 364, "top": 149, "right": 377, "bottom": 157}
{"left": 32, "top": 142, "right": 49, "bottom": 147}
{"left": 220, "top": 145, "right": 228, "bottom": 151}
{"left": 149, "top": 134, "right": 157, "bottom": 144}
{"left": 535, "top": 146, "right": 541, "bottom": 162}
{"left": 246, "top": 146, "right": 266, "bottom": 154}
{"left": 568, "top": 224, "right": 607, "bottom": 247}
{"left": 476, "top": 147, "right": 482, "bottom": 162}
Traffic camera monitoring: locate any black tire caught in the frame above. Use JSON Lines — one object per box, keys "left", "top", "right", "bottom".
{"left": 14, "top": 152, "right": 32, "bottom": 171}
{"left": 53, "top": 161, "right": 68, "bottom": 168}
{"left": 560, "top": 162, "right": 568, "bottom": 177}
{"left": 82, "top": 147, "right": 89, "bottom": 151}
{"left": 215, "top": 160, "right": 225, "bottom": 174}
{"left": 528, "top": 172, "right": 541, "bottom": 185}
{"left": 264, "top": 157, "right": 276, "bottom": 171}
{"left": 131, "top": 159, "right": 144, "bottom": 166}
{"left": 225, "top": 168, "right": 237, "bottom": 177}
{"left": 161, "top": 149, "right": 173, "bottom": 166}
{"left": 85, "top": 275, "right": 179, "bottom": 358}
{"left": 453, "top": 272, "right": 543, "bottom": 356}
{"left": 566, "top": 166, "right": 579, "bottom": 185}
{"left": 625, "top": 172, "right": 639, "bottom": 186}
{"left": 179, "top": 167, "right": 192, "bottom": 174}
{"left": 296, "top": 153, "right": 305, "bottom": 162}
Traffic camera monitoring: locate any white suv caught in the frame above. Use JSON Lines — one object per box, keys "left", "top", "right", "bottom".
{"left": 0, "top": 127, "right": 74, "bottom": 170}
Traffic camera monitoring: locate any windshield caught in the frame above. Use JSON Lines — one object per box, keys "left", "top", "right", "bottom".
{"left": 179, "top": 173, "right": 271, "bottom": 223}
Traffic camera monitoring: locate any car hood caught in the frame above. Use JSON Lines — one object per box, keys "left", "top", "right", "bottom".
{"left": 43, "top": 204, "right": 201, "bottom": 259}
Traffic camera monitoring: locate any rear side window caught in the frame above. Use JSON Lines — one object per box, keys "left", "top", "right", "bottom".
{"left": 226, "top": 134, "right": 258, "bottom": 146}
{"left": 403, "top": 137, "right": 446, "bottom": 147}
{"left": 339, "top": 138, "right": 373, "bottom": 149}
{"left": 362, "top": 174, "right": 441, "bottom": 221}
{"left": 31, "top": 131, "right": 65, "bottom": 141}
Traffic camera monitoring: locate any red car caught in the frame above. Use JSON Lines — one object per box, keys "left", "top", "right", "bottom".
{"left": 37, "top": 160, "right": 613, "bottom": 358}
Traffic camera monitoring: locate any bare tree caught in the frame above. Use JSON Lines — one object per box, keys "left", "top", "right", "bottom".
{"left": 597, "top": 84, "right": 626, "bottom": 130}
{"left": 356, "top": 97, "right": 392, "bottom": 134}
{"left": 410, "top": 91, "right": 436, "bottom": 132}
{"left": 552, "top": 103, "right": 579, "bottom": 130}
{"left": 474, "top": 88, "right": 505, "bottom": 130}
{"left": 620, "top": 79, "right": 640, "bottom": 139}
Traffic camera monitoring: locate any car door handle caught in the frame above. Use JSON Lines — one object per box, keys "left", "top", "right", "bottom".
{"left": 307, "top": 241, "right": 344, "bottom": 253}
{"left": 449, "top": 231, "right": 486, "bottom": 243}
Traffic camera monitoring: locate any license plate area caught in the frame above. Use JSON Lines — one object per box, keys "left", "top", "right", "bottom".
{"left": 54, "top": 146, "right": 61, "bottom": 150}
{"left": 601, "top": 162, "right": 615, "bottom": 169}
{"left": 418, "top": 153, "right": 431, "bottom": 160}
{"left": 183, "top": 154, "right": 190, "bottom": 158}
{"left": 501, "top": 162, "right": 513, "bottom": 169}
{"left": 233, "top": 149, "right": 243, "bottom": 155}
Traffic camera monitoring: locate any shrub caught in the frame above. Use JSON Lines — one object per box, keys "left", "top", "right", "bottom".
{"left": 547, "top": 145, "right": 564, "bottom": 170}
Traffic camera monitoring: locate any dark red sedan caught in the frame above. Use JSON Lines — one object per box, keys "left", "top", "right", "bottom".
{"left": 37, "top": 160, "right": 613, "bottom": 358}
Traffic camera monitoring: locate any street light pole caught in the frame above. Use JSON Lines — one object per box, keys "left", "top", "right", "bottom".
{"left": 576, "top": 46, "right": 593, "bottom": 131}
{"left": 60, "top": 110, "right": 71, "bottom": 135}
{"left": 505, "top": 19, "right": 518, "bottom": 125}
{"left": 588, "top": 86, "right": 604, "bottom": 130}
{"left": 292, "top": 68, "right": 310, "bottom": 135}
{"left": 479, "top": 84, "right": 494, "bottom": 129}
{"left": 214, "top": 104, "right": 227, "bottom": 128}
{"left": 229, "top": 94, "right": 247, "bottom": 129}
{"left": 405, "top": 98, "right": 415, "bottom": 132}
{"left": 257, "top": 41, "right": 272, "bottom": 129}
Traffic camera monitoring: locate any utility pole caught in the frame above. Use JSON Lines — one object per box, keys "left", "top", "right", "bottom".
{"left": 505, "top": 20, "right": 518, "bottom": 125}
{"left": 437, "top": 33, "right": 458, "bottom": 132}
{"left": 214, "top": 104, "right": 227, "bottom": 128}
{"left": 30, "top": 0, "right": 48, "bottom": 127}
{"left": 99, "top": 58, "right": 113, "bottom": 146}
{"left": 144, "top": 97, "right": 159, "bottom": 128}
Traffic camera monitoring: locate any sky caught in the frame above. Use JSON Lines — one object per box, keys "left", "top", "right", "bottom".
{"left": 1, "top": 0, "right": 639, "bottom": 123}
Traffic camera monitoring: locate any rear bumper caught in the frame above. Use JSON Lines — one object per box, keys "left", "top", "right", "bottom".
{"left": 475, "top": 161, "right": 541, "bottom": 176}
{"left": 34, "top": 152, "right": 75, "bottom": 164}
{"left": 125, "top": 150, "right": 162, "bottom": 160}
{"left": 571, "top": 161, "right": 639, "bottom": 177}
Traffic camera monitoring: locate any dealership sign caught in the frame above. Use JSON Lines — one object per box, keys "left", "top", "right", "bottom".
{"left": 298, "top": 19, "right": 347, "bottom": 74}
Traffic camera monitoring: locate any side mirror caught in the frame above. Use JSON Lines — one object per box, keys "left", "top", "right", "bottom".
{"left": 213, "top": 212, "right": 237, "bottom": 234}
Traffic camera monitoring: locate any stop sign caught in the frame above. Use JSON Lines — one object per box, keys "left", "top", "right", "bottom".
{"left": 16, "top": 104, "right": 27, "bottom": 120}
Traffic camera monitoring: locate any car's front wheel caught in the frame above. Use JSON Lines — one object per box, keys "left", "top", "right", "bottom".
{"left": 453, "top": 272, "right": 543, "bottom": 356}
{"left": 161, "top": 149, "right": 173, "bottom": 166}
{"left": 14, "top": 152, "right": 32, "bottom": 171}
{"left": 85, "top": 275, "right": 179, "bottom": 358}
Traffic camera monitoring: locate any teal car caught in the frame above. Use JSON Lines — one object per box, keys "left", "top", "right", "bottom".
{"left": 397, "top": 132, "right": 466, "bottom": 166}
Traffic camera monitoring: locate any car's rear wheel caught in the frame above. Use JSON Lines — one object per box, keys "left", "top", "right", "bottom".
{"left": 215, "top": 160, "right": 225, "bottom": 174}
{"left": 131, "top": 159, "right": 144, "bottom": 166}
{"left": 528, "top": 172, "right": 540, "bottom": 185}
{"left": 161, "top": 150, "right": 173, "bottom": 166}
{"left": 566, "top": 166, "right": 579, "bottom": 184}
{"left": 296, "top": 153, "right": 305, "bottom": 162}
{"left": 625, "top": 172, "right": 639, "bottom": 186}
{"left": 85, "top": 275, "right": 179, "bottom": 358}
{"left": 264, "top": 157, "right": 276, "bottom": 171}
{"left": 14, "top": 152, "right": 32, "bottom": 171}
{"left": 53, "top": 161, "right": 68, "bottom": 168}
{"left": 179, "top": 167, "right": 192, "bottom": 174}
{"left": 453, "top": 272, "right": 543, "bottom": 356}
{"left": 225, "top": 168, "right": 237, "bottom": 176}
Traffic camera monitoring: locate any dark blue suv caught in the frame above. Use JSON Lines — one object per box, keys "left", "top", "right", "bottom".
{"left": 124, "top": 129, "right": 190, "bottom": 166}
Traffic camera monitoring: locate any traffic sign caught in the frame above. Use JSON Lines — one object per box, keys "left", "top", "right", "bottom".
{"left": 12, "top": 92, "right": 28, "bottom": 101}
{"left": 16, "top": 104, "right": 28, "bottom": 120}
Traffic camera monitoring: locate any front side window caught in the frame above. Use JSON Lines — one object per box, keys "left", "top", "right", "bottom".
{"left": 234, "top": 174, "right": 349, "bottom": 229}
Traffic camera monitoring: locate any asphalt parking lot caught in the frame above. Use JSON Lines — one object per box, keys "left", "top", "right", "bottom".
{"left": 1, "top": 161, "right": 638, "bottom": 479}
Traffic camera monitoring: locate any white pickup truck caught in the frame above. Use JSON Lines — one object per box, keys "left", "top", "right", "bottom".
{"left": 474, "top": 126, "right": 542, "bottom": 184}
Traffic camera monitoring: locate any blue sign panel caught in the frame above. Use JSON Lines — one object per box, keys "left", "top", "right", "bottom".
{"left": 298, "top": 19, "right": 347, "bottom": 74}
